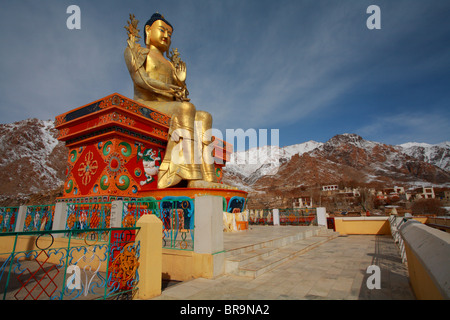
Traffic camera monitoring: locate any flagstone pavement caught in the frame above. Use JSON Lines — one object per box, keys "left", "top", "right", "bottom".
{"left": 152, "top": 232, "right": 415, "bottom": 300}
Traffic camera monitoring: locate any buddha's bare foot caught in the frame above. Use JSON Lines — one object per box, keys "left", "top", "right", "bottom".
{"left": 157, "top": 168, "right": 182, "bottom": 189}
{"left": 187, "top": 180, "right": 237, "bottom": 190}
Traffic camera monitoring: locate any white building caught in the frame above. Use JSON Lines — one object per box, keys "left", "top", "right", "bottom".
{"left": 293, "top": 197, "right": 313, "bottom": 208}
{"left": 422, "top": 187, "right": 435, "bottom": 199}
{"left": 322, "top": 185, "right": 339, "bottom": 192}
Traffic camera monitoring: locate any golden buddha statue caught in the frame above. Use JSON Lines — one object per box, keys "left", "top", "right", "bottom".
{"left": 124, "top": 13, "right": 231, "bottom": 189}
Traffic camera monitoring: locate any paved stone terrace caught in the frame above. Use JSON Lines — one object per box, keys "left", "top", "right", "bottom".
{"left": 223, "top": 225, "right": 320, "bottom": 251}
{"left": 153, "top": 226, "right": 416, "bottom": 300}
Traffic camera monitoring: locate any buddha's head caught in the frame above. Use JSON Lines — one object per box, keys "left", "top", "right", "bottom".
{"left": 144, "top": 13, "right": 173, "bottom": 53}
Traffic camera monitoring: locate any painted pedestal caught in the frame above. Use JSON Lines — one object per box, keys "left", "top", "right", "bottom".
{"left": 55, "top": 93, "right": 247, "bottom": 213}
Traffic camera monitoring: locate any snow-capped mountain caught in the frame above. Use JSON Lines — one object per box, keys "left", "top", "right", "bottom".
{"left": 397, "top": 141, "right": 450, "bottom": 172}
{"left": 223, "top": 133, "right": 450, "bottom": 191}
{"left": 0, "top": 118, "right": 448, "bottom": 207}
{"left": 226, "top": 141, "right": 323, "bottom": 182}
{"left": 0, "top": 118, "right": 67, "bottom": 198}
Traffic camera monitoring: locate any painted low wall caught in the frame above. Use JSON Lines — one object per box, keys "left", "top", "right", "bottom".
{"left": 399, "top": 220, "right": 450, "bottom": 300}
{"left": 162, "top": 249, "right": 219, "bottom": 281}
{"left": 413, "top": 217, "right": 428, "bottom": 224}
{"left": 334, "top": 216, "right": 391, "bottom": 235}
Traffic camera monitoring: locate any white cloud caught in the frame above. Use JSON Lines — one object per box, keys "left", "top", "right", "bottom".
{"left": 185, "top": 1, "right": 368, "bottom": 131}
{"left": 0, "top": 0, "right": 448, "bottom": 149}
{"left": 357, "top": 111, "right": 450, "bottom": 145}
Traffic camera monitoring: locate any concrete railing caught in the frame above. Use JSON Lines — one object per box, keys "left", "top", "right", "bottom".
{"left": 389, "top": 215, "right": 408, "bottom": 263}
{"left": 399, "top": 220, "right": 450, "bottom": 300}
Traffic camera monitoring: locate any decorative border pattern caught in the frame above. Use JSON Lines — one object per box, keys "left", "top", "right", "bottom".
{"left": 63, "top": 126, "right": 167, "bottom": 147}
{"left": 55, "top": 94, "right": 171, "bottom": 128}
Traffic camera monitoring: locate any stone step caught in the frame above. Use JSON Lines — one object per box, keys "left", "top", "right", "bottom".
{"left": 224, "top": 227, "right": 320, "bottom": 258}
{"left": 225, "top": 246, "right": 280, "bottom": 274}
{"left": 318, "top": 227, "right": 339, "bottom": 237}
{"left": 225, "top": 230, "right": 339, "bottom": 279}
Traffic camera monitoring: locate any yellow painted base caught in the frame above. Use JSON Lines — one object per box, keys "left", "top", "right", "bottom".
{"left": 334, "top": 217, "right": 391, "bottom": 235}
{"left": 136, "top": 214, "right": 162, "bottom": 299}
{"left": 413, "top": 217, "right": 428, "bottom": 224}
{"left": 162, "top": 248, "right": 216, "bottom": 281}
{"left": 404, "top": 242, "right": 443, "bottom": 300}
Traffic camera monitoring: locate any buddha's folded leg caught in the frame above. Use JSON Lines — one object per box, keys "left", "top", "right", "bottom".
{"left": 155, "top": 102, "right": 202, "bottom": 188}
{"left": 195, "top": 110, "right": 217, "bottom": 183}
{"left": 141, "top": 100, "right": 235, "bottom": 189}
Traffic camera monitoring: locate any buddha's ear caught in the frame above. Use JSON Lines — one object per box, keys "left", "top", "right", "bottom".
{"left": 145, "top": 25, "right": 151, "bottom": 46}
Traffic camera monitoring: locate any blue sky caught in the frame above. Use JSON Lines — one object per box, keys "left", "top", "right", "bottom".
{"left": 0, "top": 0, "right": 449, "bottom": 149}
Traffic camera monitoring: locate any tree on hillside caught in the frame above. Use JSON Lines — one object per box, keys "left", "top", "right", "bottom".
{"left": 411, "top": 198, "right": 446, "bottom": 215}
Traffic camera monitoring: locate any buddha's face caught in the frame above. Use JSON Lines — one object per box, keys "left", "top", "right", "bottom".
{"left": 146, "top": 20, "right": 172, "bottom": 53}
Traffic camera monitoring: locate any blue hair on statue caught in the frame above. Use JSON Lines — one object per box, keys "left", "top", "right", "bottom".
{"left": 144, "top": 13, "right": 173, "bottom": 43}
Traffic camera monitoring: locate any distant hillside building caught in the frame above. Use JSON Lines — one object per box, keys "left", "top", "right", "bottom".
{"left": 293, "top": 196, "right": 313, "bottom": 208}
{"left": 410, "top": 186, "right": 435, "bottom": 200}
{"left": 422, "top": 187, "right": 435, "bottom": 199}
{"left": 322, "top": 185, "right": 339, "bottom": 192}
